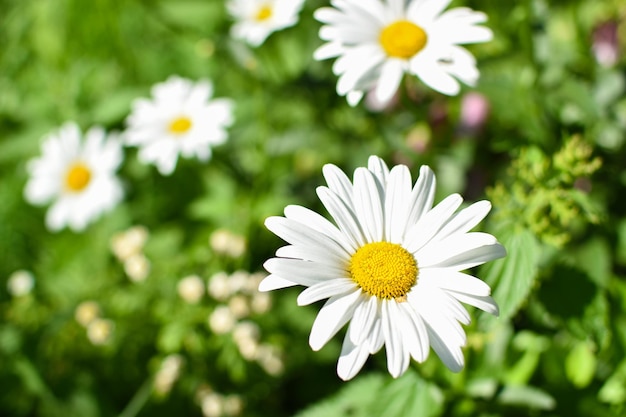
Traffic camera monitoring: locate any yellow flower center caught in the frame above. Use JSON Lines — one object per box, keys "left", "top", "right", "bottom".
{"left": 349, "top": 242, "right": 418, "bottom": 300}
{"left": 255, "top": 5, "right": 273, "bottom": 21}
{"left": 168, "top": 116, "right": 192, "bottom": 134}
{"left": 379, "top": 20, "right": 428, "bottom": 59}
{"left": 65, "top": 162, "right": 92, "bottom": 192}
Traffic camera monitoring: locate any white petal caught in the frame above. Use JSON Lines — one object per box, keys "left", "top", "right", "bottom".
{"left": 265, "top": 216, "right": 350, "bottom": 258}
{"left": 309, "top": 290, "right": 362, "bottom": 351}
{"left": 412, "top": 55, "right": 461, "bottom": 96}
{"left": 397, "top": 301, "right": 430, "bottom": 362}
{"left": 417, "top": 233, "right": 506, "bottom": 270}
{"left": 406, "top": 165, "right": 436, "bottom": 227}
{"left": 337, "top": 331, "right": 371, "bottom": 381}
{"left": 263, "top": 258, "right": 346, "bottom": 287}
{"left": 322, "top": 164, "right": 354, "bottom": 208}
{"left": 425, "top": 320, "right": 465, "bottom": 372}
{"left": 448, "top": 291, "right": 499, "bottom": 316}
{"left": 297, "top": 278, "right": 357, "bottom": 306}
{"left": 382, "top": 300, "right": 409, "bottom": 378}
{"left": 375, "top": 58, "right": 405, "bottom": 104}
{"left": 368, "top": 317, "right": 385, "bottom": 353}
{"left": 435, "top": 200, "right": 492, "bottom": 241}
{"left": 317, "top": 186, "right": 366, "bottom": 248}
{"left": 353, "top": 168, "right": 384, "bottom": 242}
{"left": 284, "top": 204, "right": 354, "bottom": 255}
{"left": 419, "top": 269, "right": 491, "bottom": 297}
{"left": 367, "top": 155, "right": 390, "bottom": 185}
{"left": 258, "top": 274, "right": 298, "bottom": 291}
{"left": 384, "top": 164, "right": 412, "bottom": 243}
{"left": 348, "top": 295, "right": 378, "bottom": 344}
{"left": 404, "top": 193, "right": 463, "bottom": 253}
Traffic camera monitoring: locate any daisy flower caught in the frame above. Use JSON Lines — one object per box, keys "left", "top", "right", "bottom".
{"left": 261, "top": 156, "right": 505, "bottom": 380}
{"left": 124, "top": 76, "right": 234, "bottom": 175}
{"left": 314, "top": 0, "right": 494, "bottom": 106}
{"left": 228, "top": 0, "right": 306, "bottom": 47}
{"left": 24, "top": 122, "right": 124, "bottom": 232}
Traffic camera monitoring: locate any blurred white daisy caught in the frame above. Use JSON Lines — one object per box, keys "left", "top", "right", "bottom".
{"left": 24, "top": 123, "right": 124, "bottom": 232}
{"left": 314, "top": 0, "right": 493, "bottom": 105}
{"left": 228, "top": 0, "right": 305, "bottom": 47}
{"left": 262, "top": 156, "right": 505, "bottom": 380}
{"left": 124, "top": 76, "right": 234, "bottom": 175}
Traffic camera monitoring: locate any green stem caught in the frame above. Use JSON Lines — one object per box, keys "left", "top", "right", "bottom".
{"left": 118, "top": 378, "right": 153, "bottom": 417}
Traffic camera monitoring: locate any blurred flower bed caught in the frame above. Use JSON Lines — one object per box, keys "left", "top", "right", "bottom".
{"left": 1, "top": 0, "right": 625, "bottom": 416}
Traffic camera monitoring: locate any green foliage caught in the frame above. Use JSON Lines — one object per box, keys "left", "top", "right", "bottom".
{"left": 1, "top": 0, "right": 626, "bottom": 416}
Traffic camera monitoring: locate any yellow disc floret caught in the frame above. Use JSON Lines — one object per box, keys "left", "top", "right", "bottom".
{"left": 168, "top": 116, "right": 192, "bottom": 134}
{"left": 255, "top": 5, "right": 273, "bottom": 22}
{"left": 379, "top": 20, "right": 428, "bottom": 59}
{"left": 65, "top": 162, "right": 92, "bottom": 192}
{"left": 349, "top": 242, "right": 418, "bottom": 300}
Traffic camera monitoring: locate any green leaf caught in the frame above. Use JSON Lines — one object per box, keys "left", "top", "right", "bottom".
{"left": 565, "top": 340, "right": 596, "bottom": 388}
{"left": 370, "top": 371, "right": 444, "bottom": 417}
{"left": 598, "top": 359, "right": 626, "bottom": 405}
{"left": 481, "top": 229, "right": 540, "bottom": 322}
{"left": 497, "top": 385, "right": 556, "bottom": 410}
{"left": 294, "top": 374, "right": 386, "bottom": 417}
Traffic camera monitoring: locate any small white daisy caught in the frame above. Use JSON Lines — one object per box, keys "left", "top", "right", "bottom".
{"left": 261, "top": 156, "right": 505, "bottom": 380}
{"left": 314, "top": 0, "right": 493, "bottom": 105}
{"left": 228, "top": 0, "right": 305, "bottom": 47}
{"left": 24, "top": 122, "right": 124, "bottom": 232}
{"left": 124, "top": 76, "right": 234, "bottom": 175}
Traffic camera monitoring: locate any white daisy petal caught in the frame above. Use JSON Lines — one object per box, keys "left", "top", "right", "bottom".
{"left": 435, "top": 200, "right": 492, "bottom": 241}
{"left": 317, "top": 186, "right": 367, "bottom": 248}
{"left": 353, "top": 168, "right": 384, "bottom": 242}
{"left": 398, "top": 301, "right": 430, "bottom": 362}
{"left": 297, "top": 278, "right": 357, "bottom": 306}
{"left": 309, "top": 290, "right": 362, "bottom": 351}
{"left": 404, "top": 193, "right": 464, "bottom": 253}
{"left": 447, "top": 291, "right": 499, "bottom": 316}
{"left": 417, "top": 234, "right": 506, "bottom": 270}
{"left": 419, "top": 269, "right": 492, "bottom": 297}
{"left": 322, "top": 164, "right": 355, "bottom": 207}
{"left": 264, "top": 258, "right": 346, "bottom": 287}
{"left": 258, "top": 274, "right": 298, "bottom": 291}
{"left": 348, "top": 295, "right": 378, "bottom": 344}
{"left": 382, "top": 300, "right": 409, "bottom": 378}
{"left": 375, "top": 58, "right": 405, "bottom": 103}
{"left": 266, "top": 216, "right": 351, "bottom": 259}
{"left": 384, "top": 164, "right": 412, "bottom": 243}
{"left": 263, "top": 155, "right": 504, "bottom": 379}
{"left": 406, "top": 165, "right": 436, "bottom": 226}
{"left": 425, "top": 320, "right": 465, "bottom": 372}
{"left": 337, "top": 331, "right": 371, "bottom": 381}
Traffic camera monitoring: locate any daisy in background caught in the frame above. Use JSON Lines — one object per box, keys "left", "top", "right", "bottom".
{"left": 261, "top": 156, "right": 505, "bottom": 380}
{"left": 124, "top": 76, "right": 234, "bottom": 175}
{"left": 228, "top": 0, "right": 305, "bottom": 47}
{"left": 314, "top": 0, "right": 493, "bottom": 106}
{"left": 24, "top": 123, "right": 124, "bottom": 232}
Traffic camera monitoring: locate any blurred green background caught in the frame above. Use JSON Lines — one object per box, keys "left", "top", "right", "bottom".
{"left": 1, "top": 0, "right": 626, "bottom": 416}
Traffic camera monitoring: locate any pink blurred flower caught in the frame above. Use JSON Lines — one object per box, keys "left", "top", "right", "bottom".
{"left": 592, "top": 20, "right": 620, "bottom": 68}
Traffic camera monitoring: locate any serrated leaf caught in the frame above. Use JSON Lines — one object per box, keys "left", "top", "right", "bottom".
{"left": 565, "top": 340, "right": 596, "bottom": 388}
{"left": 481, "top": 229, "right": 540, "bottom": 321}
{"left": 294, "top": 374, "right": 386, "bottom": 417}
